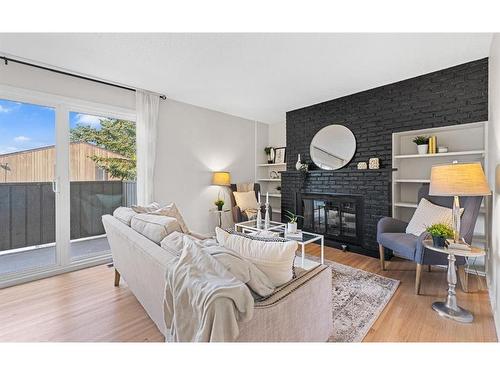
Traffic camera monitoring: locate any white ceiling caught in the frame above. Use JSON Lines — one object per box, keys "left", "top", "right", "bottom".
{"left": 0, "top": 33, "right": 493, "bottom": 124}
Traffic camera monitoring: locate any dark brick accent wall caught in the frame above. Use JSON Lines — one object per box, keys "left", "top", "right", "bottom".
{"left": 282, "top": 58, "right": 488, "bottom": 257}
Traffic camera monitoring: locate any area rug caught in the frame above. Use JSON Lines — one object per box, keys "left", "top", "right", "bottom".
{"left": 304, "top": 256, "right": 400, "bottom": 342}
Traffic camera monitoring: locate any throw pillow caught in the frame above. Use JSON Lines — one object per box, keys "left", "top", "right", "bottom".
{"left": 215, "top": 227, "right": 297, "bottom": 287}
{"left": 151, "top": 203, "right": 190, "bottom": 234}
{"left": 233, "top": 191, "right": 259, "bottom": 211}
{"left": 131, "top": 202, "right": 161, "bottom": 213}
{"left": 405, "top": 198, "right": 464, "bottom": 236}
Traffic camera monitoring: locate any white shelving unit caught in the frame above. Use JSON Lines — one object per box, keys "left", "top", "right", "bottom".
{"left": 392, "top": 122, "right": 489, "bottom": 271}
{"left": 254, "top": 122, "right": 287, "bottom": 221}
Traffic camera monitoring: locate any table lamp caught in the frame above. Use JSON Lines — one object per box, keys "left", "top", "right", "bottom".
{"left": 429, "top": 162, "right": 490, "bottom": 244}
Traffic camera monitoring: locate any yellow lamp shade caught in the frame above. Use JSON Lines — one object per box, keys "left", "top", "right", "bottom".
{"left": 429, "top": 162, "right": 491, "bottom": 196}
{"left": 212, "top": 171, "right": 231, "bottom": 186}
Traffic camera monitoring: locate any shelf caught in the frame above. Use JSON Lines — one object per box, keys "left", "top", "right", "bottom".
{"left": 394, "top": 150, "right": 485, "bottom": 159}
{"left": 258, "top": 179, "right": 281, "bottom": 182}
{"left": 394, "top": 179, "right": 430, "bottom": 183}
{"left": 273, "top": 209, "right": 282, "bottom": 214}
{"left": 266, "top": 193, "right": 281, "bottom": 197}
{"left": 257, "top": 163, "right": 286, "bottom": 167}
{"left": 394, "top": 202, "right": 418, "bottom": 208}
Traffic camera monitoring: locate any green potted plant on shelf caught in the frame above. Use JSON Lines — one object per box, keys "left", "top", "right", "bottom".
{"left": 413, "top": 135, "right": 429, "bottom": 155}
{"left": 264, "top": 147, "right": 275, "bottom": 164}
{"left": 284, "top": 210, "right": 304, "bottom": 234}
{"left": 426, "top": 223, "right": 454, "bottom": 247}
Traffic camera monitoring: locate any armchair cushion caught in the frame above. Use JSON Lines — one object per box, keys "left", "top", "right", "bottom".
{"left": 406, "top": 198, "right": 462, "bottom": 236}
{"left": 377, "top": 232, "right": 417, "bottom": 260}
{"left": 233, "top": 191, "right": 259, "bottom": 212}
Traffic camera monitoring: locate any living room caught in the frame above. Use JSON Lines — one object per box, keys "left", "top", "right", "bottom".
{"left": 2, "top": 1, "right": 500, "bottom": 373}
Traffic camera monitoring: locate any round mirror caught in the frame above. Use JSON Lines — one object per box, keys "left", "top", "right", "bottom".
{"left": 310, "top": 125, "right": 356, "bottom": 170}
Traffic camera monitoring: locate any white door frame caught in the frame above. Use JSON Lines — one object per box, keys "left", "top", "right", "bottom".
{"left": 0, "top": 84, "right": 136, "bottom": 288}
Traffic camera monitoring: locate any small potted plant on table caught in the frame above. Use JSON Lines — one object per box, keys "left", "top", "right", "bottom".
{"left": 284, "top": 210, "right": 303, "bottom": 234}
{"left": 214, "top": 196, "right": 225, "bottom": 211}
{"left": 413, "top": 135, "right": 429, "bottom": 155}
{"left": 426, "top": 223, "right": 454, "bottom": 247}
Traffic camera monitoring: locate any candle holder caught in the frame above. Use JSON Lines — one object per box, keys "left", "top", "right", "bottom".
{"left": 264, "top": 202, "right": 270, "bottom": 230}
{"left": 256, "top": 205, "right": 262, "bottom": 229}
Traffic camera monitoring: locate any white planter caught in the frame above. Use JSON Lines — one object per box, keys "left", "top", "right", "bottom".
{"left": 287, "top": 222, "right": 297, "bottom": 234}
{"left": 417, "top": 144, "right": 429, "bottom": 155}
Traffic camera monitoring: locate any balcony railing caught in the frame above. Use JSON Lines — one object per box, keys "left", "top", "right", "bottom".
{"left": 0, "top": 181, "right": 136, "bottom": 252}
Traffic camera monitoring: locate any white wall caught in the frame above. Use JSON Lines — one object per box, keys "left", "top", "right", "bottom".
{"left": 268, "top": 121, "right": 286, "bottom": 148}
{"left": 154, "top": 99, "right": 261, "bottom": 234}
{"left": 488, "top": 34, "right": 500, "bottom": 338}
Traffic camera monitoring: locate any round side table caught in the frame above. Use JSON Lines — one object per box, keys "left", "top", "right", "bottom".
{"left": 422, "top": 239, "right": 485, "bottom": 323}
{"left": 210, "top": 208, "right": 230, "bottom": 228}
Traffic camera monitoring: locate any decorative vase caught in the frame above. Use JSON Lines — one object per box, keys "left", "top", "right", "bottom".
{"left": 216, "top": 204, "right": 223, "bottom": 211}
{"left": 267, "top": 148, "right": 275, "bottom": 164}
{"left": 295, "top": 154, "right": 302, "bottom": 171}
{"left": 287, "top": 222, "right": 297, "bottom": 234}
{"left": 432, "top": 235, "right": 446, "bottom": 248}
{"left": 417, "top": 144, "right": 428, "bottom": 155}
{"left": 357, "top": 162, "right": 367, "bottom": 170}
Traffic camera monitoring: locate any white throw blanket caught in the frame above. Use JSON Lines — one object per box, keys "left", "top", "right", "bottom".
{"left": 163, "top": 233, "right": 274, "bottom": 342}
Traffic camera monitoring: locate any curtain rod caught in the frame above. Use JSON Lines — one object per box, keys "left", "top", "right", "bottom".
{"left": 1, "top": 55, "right": 166, "bottom": 100}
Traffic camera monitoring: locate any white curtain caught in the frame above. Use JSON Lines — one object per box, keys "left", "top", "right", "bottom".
{"left": 136, "top": 90, "right": 160, "bottom": 205}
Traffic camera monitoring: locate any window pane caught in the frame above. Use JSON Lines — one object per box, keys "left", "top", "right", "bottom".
{"left": 0, "top": 99, "right": 57, "bottom": 276}
{"left": 68, "top": 112, "right": 137, "bottom": 260}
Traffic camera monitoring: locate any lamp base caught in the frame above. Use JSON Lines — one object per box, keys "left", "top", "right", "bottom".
{"left": 432, "top": 302, "right": 473, "bottom": 323}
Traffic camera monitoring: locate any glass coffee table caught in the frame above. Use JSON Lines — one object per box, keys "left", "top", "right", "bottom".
{"left": 234, "top": 220, "right": 324, "bottom": 268}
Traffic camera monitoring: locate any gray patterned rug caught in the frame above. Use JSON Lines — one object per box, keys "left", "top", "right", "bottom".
{"left": 305, "top": 256, "right": 399, "bottom": 342}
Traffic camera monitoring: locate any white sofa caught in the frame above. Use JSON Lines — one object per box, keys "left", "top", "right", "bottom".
{"left": 102, "top": 214, "right": 333, "bottom": 342}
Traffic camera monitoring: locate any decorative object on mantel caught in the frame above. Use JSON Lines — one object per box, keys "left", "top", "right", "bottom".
{"left": 270, "top": 170, "right": 280, "bottom": 179}
{"left": 295, "top": 154, "right": 303, "bottom": 170}
{"left": 438, "top": 146, "right": 448, "bottom": 153}
{"left": 368, "top": 158, "right": 380, "bottom": 170}
{"left": 357, "top": 162, "right": 367, "bottom": 170}
{"left": 298, "top": 162, "right": 309, "bottom": 176}
{"left": 256, "top": 191, "right": 263, "bottom": 229}
{"left": 426, "top": 223, "right": 453, "bottom": 248}
{"left": 428, "top": 135, "right": 437, "bottom": 154}
{"left": 264, "top": 192, "right": 270, "bottom": 229}
{"left": 264, "top": 147, "right": 275, "bottom": 164}
{"left": 274, "top": 147, "right": 286, "bottom": 164}
{"left": 412, "top": 135, "right": 429, "bottom": 155}
{"left": 284, "top": 210, "right": 303, "bottom": 234}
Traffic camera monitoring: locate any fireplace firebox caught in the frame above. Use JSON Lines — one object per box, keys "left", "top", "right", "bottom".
{"left": 297, "top": 193, "right": 363, "bottom": 247}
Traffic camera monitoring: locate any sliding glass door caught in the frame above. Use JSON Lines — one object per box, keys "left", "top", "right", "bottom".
{"left": 0, "top": 87, "right": 136, "bottom": 287}
{"left": 68, "top": 111, "right": 137, "bottom": 261}
{"left": 0, "top": 99, "right": 58, "bottom": 277}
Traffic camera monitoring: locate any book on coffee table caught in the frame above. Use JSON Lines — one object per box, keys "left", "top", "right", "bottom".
{"left": 286, "top": 230, "right": 303, "bottom": 240}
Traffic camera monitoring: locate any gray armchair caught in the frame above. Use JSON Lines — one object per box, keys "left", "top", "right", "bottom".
{"left": 229, "top": 183, "right": 272, "bottom": 223}
{"left": 377, "top": 184, "right": 482, "bottom": 294}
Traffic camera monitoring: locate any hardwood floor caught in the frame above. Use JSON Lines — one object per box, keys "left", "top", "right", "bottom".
{"left": 0, "top": 245, "right": 497, "bottom": 342}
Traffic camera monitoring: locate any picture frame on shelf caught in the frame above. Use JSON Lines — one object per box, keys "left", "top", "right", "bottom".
{"left": 274, "top": 147, "right": 286, "bottom": 164}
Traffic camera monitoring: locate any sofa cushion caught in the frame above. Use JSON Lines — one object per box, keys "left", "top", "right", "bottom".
{"left": 215, "top": 227, "right": 297, "bottom": 287}
{"left": 113, "top": 206, "right": 137, "bottom": 226}
{"left": 378, "top": 232, "right": 417, "bottom": 260}
{"left": 131, "top": 213, "right": 181, "bottom": 244}
{"left": 406, "top": 198, "right": 462, "bottom": 236}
